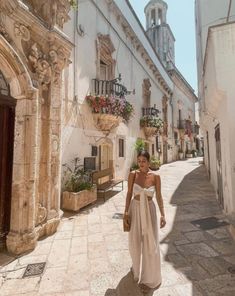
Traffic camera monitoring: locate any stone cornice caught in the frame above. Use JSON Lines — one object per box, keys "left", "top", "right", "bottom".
{"left": 169, "top": 68, "right": 198, "bottom": 103}
{"left": 21, "top": 0, "right": 71, "bottom": 30}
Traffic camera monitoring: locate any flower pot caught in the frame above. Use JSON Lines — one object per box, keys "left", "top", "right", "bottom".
{"left": 150, "top": 165, "right": 160, "bottom": 171}
{"left": 93, "top": 113, "right": 122, "bottom": 135}
{"left": 62, "top": 186, "right": 97, "bottom": 211}
{"left": 143, "top": 126, "right": 157, "bottom": 138}
{"left": 179, "top": 152, "right": 184, "bottom": 160}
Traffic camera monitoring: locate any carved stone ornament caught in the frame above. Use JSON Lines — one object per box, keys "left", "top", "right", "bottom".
{"left": 35, "top": 203, "right": 47, "bottom": 226}
{"left": 24, "top": 0, "right": 71, "bottom": 29}
{"left": 28, "top": 43, "right": 68, "bottom": 88}
{"left": 97, "top": 34, "right": 115, "bottom": 65}
{"left": 14, "top": 22, "right": 30, "bottom": 41}
{"left": 0, "top": 24, "right": 11, "bottom": 43}
{"left": 143, "top": 78, "right": 151, "bottom": 100}
{"left": 93, "top": 113, "right": 122, "bottom": 135}
{"left": 0, "top": 0, "right": 18, "bottom": 15}
{"left": 0, "top": 13, "right": 11, "bottom": 43}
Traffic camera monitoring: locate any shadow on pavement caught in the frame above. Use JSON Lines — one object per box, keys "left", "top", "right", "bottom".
{"left": 161, "top": 164, "right": 235, "bottom": 295}
{"left": 105, "top": 271, "right": 157, "bottom": 296}
{"left": 62, "top": 189, "right": 121, "bottom": 219}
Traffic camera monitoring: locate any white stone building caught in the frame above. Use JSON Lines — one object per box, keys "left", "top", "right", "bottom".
{"left": 145, "top": 0, "right": 199, "bottom": 161}
{"left": 62, "top": 0, "right": 198, "bottom": 179}
{"left": 0, "top": 0, "right": 73, "bottom": 254}
{"left": 195, "top": 0, "right": 235, "bottom": 218}
{"left": 0, "top": 0, "right": 198, "bottom": 255}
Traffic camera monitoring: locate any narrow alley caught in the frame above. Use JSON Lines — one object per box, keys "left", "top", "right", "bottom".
{"left": 0, "top": 158, "right": 235, "bottom": 296}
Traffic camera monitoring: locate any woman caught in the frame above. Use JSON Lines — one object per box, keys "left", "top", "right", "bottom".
{"left": 123, "top": 150, "right": 166, "bottom": 291}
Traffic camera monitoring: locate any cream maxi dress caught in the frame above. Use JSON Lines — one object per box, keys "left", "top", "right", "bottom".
{"left": 128, "top": 183, "right": 161, "bottom": 288}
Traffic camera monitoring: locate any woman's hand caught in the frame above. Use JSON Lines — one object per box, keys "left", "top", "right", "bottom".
{"left": 123, "top": 212, "right": 130, "bottom": 225}
{"left": 160, "top": 216, "right": 166, "bottom": 228}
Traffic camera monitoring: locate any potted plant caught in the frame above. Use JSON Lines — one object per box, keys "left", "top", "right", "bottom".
{"left": 186, "top": 150, "right": 193, "bottom": 158}
{"left": 150, "top": 156, "right": 161, "bottom": 171}
{"left": 134, "top": 138, "right": 145, "bottom": 153}
{"left": 140, "top": 115, "right": 164, "bottom": 138}
{"left": 178, "top": 148, "right": 184, "bottom": 160}
{"left": 191, "top": 149, "right": 197, "bottom": 157}
{"left": 62, "top": 157, "right": 97, "bottom": 211}
{"left": 130, "top": 163, "right": 139, "bottom": 172}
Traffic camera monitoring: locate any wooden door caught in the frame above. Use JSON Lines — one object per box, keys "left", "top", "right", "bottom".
{"left": 100, "top": 144, "right": 110, "bottom": 170}
{"left": 0, "top": 90, "right": 15, "bottom": 249}
{"left": 215, "top": 125, "right": 224, "bottom": 208}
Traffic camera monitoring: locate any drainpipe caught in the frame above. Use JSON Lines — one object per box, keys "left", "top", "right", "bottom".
{"left": 227, "top": 0, "right": 232, "bottom": 22}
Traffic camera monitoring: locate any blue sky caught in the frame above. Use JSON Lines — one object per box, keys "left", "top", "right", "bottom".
{"left": 129, "top": 0, "right": 197, "bottom": 92}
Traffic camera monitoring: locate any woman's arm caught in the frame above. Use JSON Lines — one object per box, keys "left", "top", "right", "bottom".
{"left": 124, "top": 171, "right": 135, "bottom": 214}
{"left": 155, "top": 174, "right": 166, "bottom": 228}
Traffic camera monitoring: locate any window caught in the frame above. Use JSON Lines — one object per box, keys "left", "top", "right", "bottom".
{"left": 100, "top": 60, "right": 109, "bottom": 80}
{"left": 152, "top": 144, "right": 155, "bottom": 155}
{"left": 179, "top": 109, "right": 182, "bottom": 120}
{"left": 158, "top": 9, "right": 162, "bottom": 25}
{"left": 156, "top": 136, "right": 161, "bottom": 153}
{"left": 119, "top": 138, "right": 125, "bottom": 157}
{"left": 91, "top": 145, "right": 98, "bottom": 156}
{"left": 151, "top": 9, "right": 156, "bottom": 25}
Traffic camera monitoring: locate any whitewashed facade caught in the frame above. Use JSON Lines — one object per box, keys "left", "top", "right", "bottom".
{"left": 195, "top": 0, "right": 235, "bottom": 218}
{"left": 62, "top": 0, "right": 198, "bottom": 180}
{"left": 62, "top": 0, "right": 173, "bottom": 180}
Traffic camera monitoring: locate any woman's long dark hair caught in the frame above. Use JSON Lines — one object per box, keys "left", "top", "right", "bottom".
{"left": 137, "top": 150, "right": 150, "bottom": 162}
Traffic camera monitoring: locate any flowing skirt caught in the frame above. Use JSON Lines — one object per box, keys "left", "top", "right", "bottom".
{"left": 128, "top": 199, "right": 161, "bottom": 288}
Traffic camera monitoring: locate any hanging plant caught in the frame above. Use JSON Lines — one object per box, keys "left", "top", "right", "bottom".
{"left": 86, "top": 95, "right": 134, "bottom": 122}
{"left": 140, "top": 115, "right": 164, "bottom": 129}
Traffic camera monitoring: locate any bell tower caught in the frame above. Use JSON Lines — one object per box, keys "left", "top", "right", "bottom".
{"left": 145, "top": 0, "right": 175, "bottom": 69}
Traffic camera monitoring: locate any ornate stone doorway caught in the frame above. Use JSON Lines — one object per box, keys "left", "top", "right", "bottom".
{"left": 0, "top": 72, "right": 16, "bottom": 250}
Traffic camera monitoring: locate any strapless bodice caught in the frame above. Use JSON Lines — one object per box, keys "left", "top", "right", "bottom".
{"left": 133, "top": 183, "right": 155, "bottom": 197}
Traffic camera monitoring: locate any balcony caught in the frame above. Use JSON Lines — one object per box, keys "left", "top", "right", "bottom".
{"left": 86, "top": 83, "right": 134, "bottom": 134}
{"left": 177, "top": 119, "right": 193, "bottom": 137}
{"left": 92, "top": 78, "right": 129, "bottom": 97}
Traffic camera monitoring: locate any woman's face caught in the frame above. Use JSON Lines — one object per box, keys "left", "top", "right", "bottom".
{"left": 137, "top": 156, "right": 149, "bottom": 171}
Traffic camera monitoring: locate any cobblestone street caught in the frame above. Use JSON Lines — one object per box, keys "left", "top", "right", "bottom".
{"left": 0, "top": 158, "right": 235, "bottom": 296}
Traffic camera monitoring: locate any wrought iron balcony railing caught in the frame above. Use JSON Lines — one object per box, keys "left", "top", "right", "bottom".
{"left": 92, "top": 79, "right": 128, "bottom": 97}
{"left": 142, "top": 107, "right": 160, "bottom": 117}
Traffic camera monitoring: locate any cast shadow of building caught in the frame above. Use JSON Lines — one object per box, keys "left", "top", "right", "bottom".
{"left": 161, "top": 164, "right": 235, "bottom": 295}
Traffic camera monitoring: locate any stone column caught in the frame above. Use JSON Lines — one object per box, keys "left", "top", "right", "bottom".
{"left": 7, "top": 92, "right": 39, "bottom": 254}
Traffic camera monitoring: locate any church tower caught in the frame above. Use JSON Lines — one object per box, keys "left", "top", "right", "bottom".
{"left": 145, "top": 0, "right": 175, "bottom": 69}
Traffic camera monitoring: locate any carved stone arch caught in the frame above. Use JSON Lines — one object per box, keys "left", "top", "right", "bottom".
{"left": 0, "top": 36, "right": 35, "bottom": 98}
{"left": 96, "top": 34, "right": 116, "bottom": 80}
{"left": 0, "top": 36, "right": 39, "bottom": 254}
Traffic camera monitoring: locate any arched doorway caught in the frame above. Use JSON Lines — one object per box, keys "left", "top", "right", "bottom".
{"left": 0, "top": 71, "right": 16, "bottom": 249}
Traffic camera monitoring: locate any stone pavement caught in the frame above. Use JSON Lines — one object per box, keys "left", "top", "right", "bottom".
{"left": 0, "top": 158, "right": 235, "bottom": 296}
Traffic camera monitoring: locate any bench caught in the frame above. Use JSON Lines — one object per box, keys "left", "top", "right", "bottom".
{"left": 92, "top": 168, "right": 124, "bottom": 201}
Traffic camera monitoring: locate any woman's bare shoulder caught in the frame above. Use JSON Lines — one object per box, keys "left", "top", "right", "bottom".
{"left": 128, "top": 170, "right": 138, "bottom": 178}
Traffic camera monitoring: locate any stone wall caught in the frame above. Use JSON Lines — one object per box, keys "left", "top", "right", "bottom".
{"left": 0, "top": 0, "right": 72, "bottom": 254}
